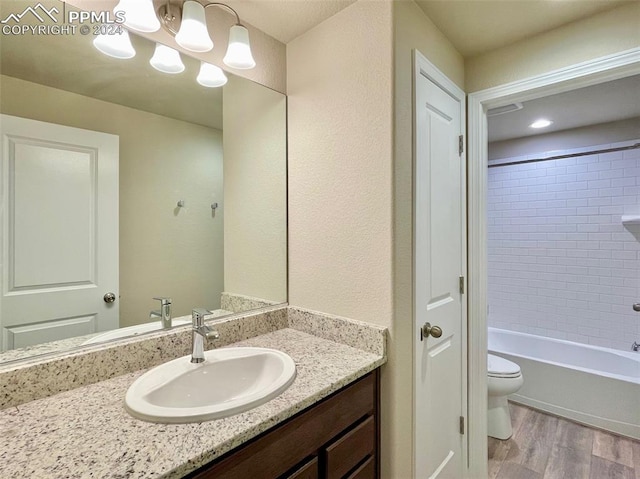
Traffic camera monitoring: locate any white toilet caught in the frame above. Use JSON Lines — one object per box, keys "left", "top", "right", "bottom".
{"left": 487, "top": 354, "right": 524, "bottom": 440}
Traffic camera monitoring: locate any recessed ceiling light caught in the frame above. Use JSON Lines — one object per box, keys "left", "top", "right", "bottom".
{"left": 530, "top": 119, "right": 553, "bottom": 129}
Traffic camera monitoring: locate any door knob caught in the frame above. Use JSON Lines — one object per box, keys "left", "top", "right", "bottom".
{"left": 103, "top": 292, "right": 116, "bottom": 304}
{"left": 633, "top": 303, "right": 640, "bottom": 312}
{"left": 421, "top": 322, "right": 443, "bottom": 340}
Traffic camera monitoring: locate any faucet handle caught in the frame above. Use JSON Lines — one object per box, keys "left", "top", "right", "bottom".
{"left": 153, "top": 297, "right": 172, "bottom": 305}
{"left": 192, "top": 308, "right": 211, "bottom": 327}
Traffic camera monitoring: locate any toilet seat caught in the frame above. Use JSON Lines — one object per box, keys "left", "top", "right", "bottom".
{"left": 488, "top": 354, "right": 521, "bottom": 378}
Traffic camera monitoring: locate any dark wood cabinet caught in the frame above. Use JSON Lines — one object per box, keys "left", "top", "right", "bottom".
{"left": 187, "top": 370, "right": 379, "bottom": 479}
{"left": 286, "top": 456, "right": 319, "bottom": 479}
{"left": 325, "top": 416, "right": 375, "bottom": 479}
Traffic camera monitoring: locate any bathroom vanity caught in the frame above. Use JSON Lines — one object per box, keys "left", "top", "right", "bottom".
{"left": 0, "top": 307, "right": 386, "bottom": 479}
{"left": 190, "top": 372, "right": 379, "bottom": 479}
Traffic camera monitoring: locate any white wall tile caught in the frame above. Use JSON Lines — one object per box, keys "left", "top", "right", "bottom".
{"left": 488, "top": 139, "right": 640, "bottom": 352}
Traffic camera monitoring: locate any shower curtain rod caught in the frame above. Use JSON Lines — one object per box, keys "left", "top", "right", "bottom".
{"left": 488, "top": 142, "right": 640, "bottom": 168}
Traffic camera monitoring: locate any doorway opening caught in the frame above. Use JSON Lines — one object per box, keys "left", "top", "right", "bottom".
{"left": 467, "top": 48, "right": 640, "bottom": 478}
{"left": 485, "top": 73, "right": 640, "bottom": 478}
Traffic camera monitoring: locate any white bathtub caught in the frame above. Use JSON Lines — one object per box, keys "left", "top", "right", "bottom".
{"left": 488, "top": 327, "right": 640, "bottom": 439}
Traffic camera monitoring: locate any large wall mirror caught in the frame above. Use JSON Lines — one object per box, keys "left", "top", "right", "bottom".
{"left": 0, "top": 0, "right": 287, "bottom": 363}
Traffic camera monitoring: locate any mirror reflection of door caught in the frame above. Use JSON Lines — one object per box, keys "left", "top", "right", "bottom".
{"left": 0, "top": 114, "right": 119, "bottom": 350}
{"left": 0, "top": 1, "right": 287, "bottom": 360}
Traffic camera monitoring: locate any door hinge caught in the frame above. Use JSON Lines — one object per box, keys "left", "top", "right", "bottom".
{"left": 459, "top": 135, "right": 464, "bottom": 155}
{"left": 459, "top": 276, "right": 465, "bottom": 294}
{"left": 459, "top": 416, "right": 465, "bottom": 435}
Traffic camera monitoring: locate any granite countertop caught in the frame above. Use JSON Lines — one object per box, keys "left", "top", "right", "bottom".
{"left": 0, "top": 328, "right": 385, "bottom": 479}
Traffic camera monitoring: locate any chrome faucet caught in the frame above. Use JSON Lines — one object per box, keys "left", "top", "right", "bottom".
{"left": 150, "top": 297, "right": 172, "bottom": 329}
{"left": 191, "top": 308, "right": 220, "bottom": 363}
{"left": 632, "top": 342, "right": 640, "bottom": 352}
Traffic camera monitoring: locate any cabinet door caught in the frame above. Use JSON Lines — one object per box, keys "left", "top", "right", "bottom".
{"left": 346, "top": 457, "right": 375, "bottom": 479}
{"left": 286, "top": 456, "right": 318, "bottom": 479}
{"left": 190, "top": 373, "right": 376, "bottom": 479}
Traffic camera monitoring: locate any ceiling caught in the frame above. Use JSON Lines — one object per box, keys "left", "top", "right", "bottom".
{"left": 223, "top": 0, "right": 357, "bottom": 44}
{"left": 221, "top": 0, "right": 633, "bottom": 57}
{"left": 488, "top": 74, "right": 640, "bottom": 142}
{"left": 414, "top": 0, "right": 633, "bottom": 58}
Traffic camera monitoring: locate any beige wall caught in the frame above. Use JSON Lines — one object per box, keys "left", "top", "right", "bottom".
{"left": 466, "top": 2, "right": 640, "bottom": 92}
{"left": 287, "top": 0, "right": 393, "bottom": 326}
{"left": 0, "top": 75, "right": 224, "bottom": 327}
{"left": 287, "top": 0, "right": 395, "bottom": 475}
{"left": 223, "top": 75, "right": 287, "bottom": 303}
{"left": 392, "top": 2, "right": 465, "bottom": 477}
{"left": 396, "top": 1, "right": 465, "bottom": 90}
{"left": 287, "top": 1, "right": 466, "bottom": 476}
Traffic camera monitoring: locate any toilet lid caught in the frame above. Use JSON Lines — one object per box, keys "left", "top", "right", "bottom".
{"left": 488, "top": 354, "right": 521, "bottom": 378}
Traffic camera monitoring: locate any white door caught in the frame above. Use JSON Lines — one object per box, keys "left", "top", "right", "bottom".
{"left": 0, "top": 115, "right": 119, "bottom": 350}
{"left": 414, "top": 51, "right": 467, "bottom": 478}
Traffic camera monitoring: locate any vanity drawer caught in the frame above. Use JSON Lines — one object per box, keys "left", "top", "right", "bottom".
{"left": 286, "top": 456, "right": 319, "bottom": 479}
{"left": 345, "top": 456, "right": 375, "bottom": 479}
{"left": 325, "top": 416, "right": 375, "bottom": 479}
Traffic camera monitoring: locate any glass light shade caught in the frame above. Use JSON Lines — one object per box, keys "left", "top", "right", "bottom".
{"left": 197, "top": 62, "right": 227, "bottom": 88}
{"left": 149, "top": 44, "right": 185, "bottom": 74}
{"left": 114, "top": 0, "right": 160, "bottom": 33}
{"left": 93, "top": 28, "right": 136, "bottom": 59}
{"left": 175, "top": 1, "right": 213, "bottom": 52}
{"left": 223, "top": 25, "right": 256, "bottom": 69}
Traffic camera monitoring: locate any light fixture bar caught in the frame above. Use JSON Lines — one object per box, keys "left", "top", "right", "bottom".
{"left": 157, "top": 1, "right": 182, "bottom": 35}
{"left": 202, "top": 2, "right": 241, "bottom": 25}
{"left": 155, "top": 1, "right": 255, "bottom": 69}
{"left": 98, "top": 1, "right": 256, "bottom": 87}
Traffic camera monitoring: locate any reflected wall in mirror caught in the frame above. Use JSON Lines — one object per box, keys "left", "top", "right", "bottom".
{"left": 0, "top": 1, "right": 287, "bottom": 363}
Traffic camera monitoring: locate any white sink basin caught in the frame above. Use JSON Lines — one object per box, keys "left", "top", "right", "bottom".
{"left": 125, "top": 347, "right": 296, "bottom": 423}
{"left": 82, "top": 319, "right": 191, "bottom": 345}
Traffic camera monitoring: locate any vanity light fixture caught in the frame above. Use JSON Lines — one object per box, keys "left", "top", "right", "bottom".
{"left": 197, "top": 62, "right": 228, "bottom": 87}
{"left": 175, "top": 1, "right": 214, "bottom": 52}
{"left": 93, "top": 28, "right": 136, "bottom": 59}
{"left": 223, "top": 25, "right": 256, "bottom": 69}
{"left": 529, "top": 118, "right": 553, "bottom": 129}
{"left": 114, "top": 0, "right": 161, "bottom": 33}
{"left": 150, "top": 43, "right": 185, "bottom": 74}
{"left": 114, "top": 0, "right": 256, "bottom": 70}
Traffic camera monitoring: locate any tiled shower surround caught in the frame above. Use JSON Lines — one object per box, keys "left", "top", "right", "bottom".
{"left": 488, "top": 139, "right": 640, "bottom": 351}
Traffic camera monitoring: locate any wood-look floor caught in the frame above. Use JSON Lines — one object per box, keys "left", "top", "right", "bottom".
{"left": 488, "top": 402, "right": 640, "bottom": 479}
